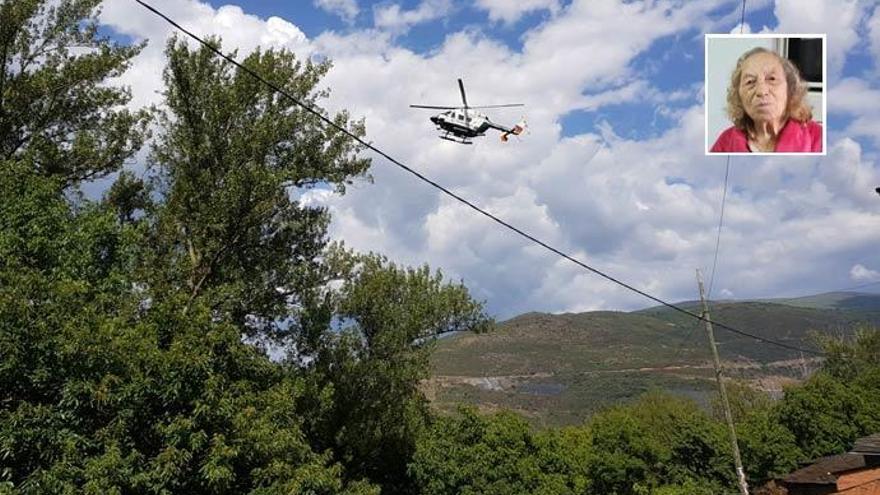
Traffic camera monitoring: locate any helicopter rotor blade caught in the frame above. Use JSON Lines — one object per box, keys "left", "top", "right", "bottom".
{"left": 458, "top": 78, "right": 470, "bottom": 122}
{"left": 458, "top": 78, "right": 469, "bottom": 109}
{"left": 410, "top": 104, "right": 457, "bottom": 109}
{"left": 468, "top": 104, "right": 525, "bottom": 109}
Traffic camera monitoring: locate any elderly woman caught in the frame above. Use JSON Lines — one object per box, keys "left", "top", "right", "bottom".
{"left": 710, "top": 47, "right": 822, "bottom": 153}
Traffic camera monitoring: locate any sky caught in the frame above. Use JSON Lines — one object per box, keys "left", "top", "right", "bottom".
{"left": 96, "top": 0, "right": 880, "bottom": 320}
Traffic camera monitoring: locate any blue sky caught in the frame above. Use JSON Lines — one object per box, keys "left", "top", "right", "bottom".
{"left": 100, "top": 0, "right": 880, "bottom": 319}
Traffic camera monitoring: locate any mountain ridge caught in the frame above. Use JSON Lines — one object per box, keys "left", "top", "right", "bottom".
{"left": 427, "top": 291, "right": 880, "bottom": 426}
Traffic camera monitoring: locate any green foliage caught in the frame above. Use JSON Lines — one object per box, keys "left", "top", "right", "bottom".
{"left": 816, "top": 325, "right": 880, "bottom": 382}
{"left": 649, "top": 479, "right": 719, "bottom": 495}
{"left": 0, "top": 5, "right": 490, "bottom": 492}
{"left": 767, "top": 328, "right": 880, "bottom": 461}
{"left": 409, "top": 407, "right": 588, "bottom": 495}
{"left": 300, "top": 253, "right": 492, "bottom": 493}
{"left": 146, "top": 36, "right": 370, "bottom": 335}
{"left": 0, "top": 0, "right": 149, "bottom": 186}
{"left": 0, "top": 164, "right": 372, "bottom": 493}
{"left": 737, "top": 404, "right": 802, "bottom": 483}
{"left": 4, "top": 2, "right": 879, "bottom": 494}
{"left": 585, "top": 392, "right": 734, "bottom": 495}
{"left": 709, "top": 382, "right": 802, "bottom": 484}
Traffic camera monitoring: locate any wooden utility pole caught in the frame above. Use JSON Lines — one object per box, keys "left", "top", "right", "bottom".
{"left": 696, "top": 269, "right": 749, "bottom": 495}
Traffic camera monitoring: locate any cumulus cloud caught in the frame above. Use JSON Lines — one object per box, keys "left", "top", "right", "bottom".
{"left": 308, "top": 0, "right": 880, "bottom": 315}
{"left": 851, "top": 264, "right": 880, "bottom": 282}
{"left": 314, "top": 0, "right": 359, "bottom": 24}
{"left": 373, "top": 0, "right": 452, "bottom": 33}
{"left": 830, "top": 78, "right": 880, "bottom": 147}
{"left": 101, "top": 0, "right": 311, "bottom": 109}
{"left": 474, "top": 0, "right": 560, "bottom": 25}
{"left": 830, "top": 78, "right": 880, "bottom": 115}
{"left": 773, "top": 0, "right": 867, "bottom": 77}
{"left": 868, "top": 3, "right": 880, "bottom": 66}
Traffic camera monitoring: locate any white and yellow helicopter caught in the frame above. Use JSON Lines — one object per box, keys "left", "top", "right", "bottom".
{"left": 410, "top": 79, "right": 526, "bottom": 144}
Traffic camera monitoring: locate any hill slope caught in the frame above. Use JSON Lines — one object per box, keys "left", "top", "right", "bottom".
{"left": 427, "top": 292, "right": 880, "bottom": 426}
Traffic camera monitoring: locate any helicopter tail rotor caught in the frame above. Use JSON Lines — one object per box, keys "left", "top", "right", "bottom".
{"left": 500, "top": 118, "right": 527, "bottom": 142}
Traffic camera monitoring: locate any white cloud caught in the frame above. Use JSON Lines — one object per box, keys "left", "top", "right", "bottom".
{"left": 373, "top": 0, "right": 452, "bottom": 33}
{"left": 474, "top": 0, "right": 560, "bottom": 25}
{"left": 851, "top": 264, "right": 880, "bottom": 282}
{"left": 100, "top": 0, "right": 311, "bottom": 109}
{"left": 869, "top": 3, "right": 880, "bottom": 65}
{"left": 830, "top": 78, "right": 880, "bottom": 116}
{"left": 773, "top": 0, "right": 867, "bottom": 77}
{"left": 731, "top": 23, "right": 753, "bottom": 34}
{"left": 314, "top": 0, "right": 359, "bottom": 24}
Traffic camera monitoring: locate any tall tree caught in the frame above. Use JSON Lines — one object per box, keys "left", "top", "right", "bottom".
{"left": 147, "top": 37, "right": 370, "bottom": 333}
{"left": 1, "top": 5, "right": 495, "bottom": 492}
{"left": 0, "top": 0, "right": 149, "bottom": 186}
{"left": 299, "top": 253, "right": 492, "bottom": 493}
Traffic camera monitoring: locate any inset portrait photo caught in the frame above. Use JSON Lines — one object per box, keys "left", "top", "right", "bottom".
{"left": 705, "top": 34, "right": 826, "bottom": 155}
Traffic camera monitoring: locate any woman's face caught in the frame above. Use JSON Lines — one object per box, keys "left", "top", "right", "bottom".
{"left": 738, "top": 52, "right": 788, "bottom": 127}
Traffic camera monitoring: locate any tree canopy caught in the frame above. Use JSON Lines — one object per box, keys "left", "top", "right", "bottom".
{"left": 0, "top": 2, "right": 489, "bottom": 493}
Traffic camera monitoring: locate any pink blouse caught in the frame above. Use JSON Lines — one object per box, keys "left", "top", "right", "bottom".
{"left": 710, "top": 120, "right": 823, "bottom": 153}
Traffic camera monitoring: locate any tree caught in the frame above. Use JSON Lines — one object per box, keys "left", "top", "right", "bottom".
{"left": 2, "top": 6, "right": 493, "bottom": 492}
{"left": 585, "top": 392, "right": 734, "bottom": 495}
{"left": 0, "top": 0, "right": 149, "bottom": 186}
{"left": 815, "top": 325, "right": 880, "bottom": 383}
{"left": 146, "top": 36, "right": 370, "bottom": 333}
{"left": 0, "top": 3, "right": 375, "bottom": 491}
{"left": 774, "top": 328, "right": 880, "bottom": 460}
{"left": 409, "top": 407, "right": 587, "bottom": 495}
{"left": 737, "top": 405, "right": 802, "bottom": 484}
{"left": 299, "top": 253, "right": 492, "bottom": 493}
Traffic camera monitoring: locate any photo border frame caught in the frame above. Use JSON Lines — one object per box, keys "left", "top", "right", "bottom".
{"left": 704, "top": 33, "right": 827, "bottom": 156}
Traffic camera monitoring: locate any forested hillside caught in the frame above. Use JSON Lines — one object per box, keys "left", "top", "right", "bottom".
{"left": 429, "top": 295, "right": 880, "bottom": 425}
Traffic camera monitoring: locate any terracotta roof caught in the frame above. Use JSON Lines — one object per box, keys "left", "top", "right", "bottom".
{"left": 853, "top": 434, "right": 880, "bottom": 455}
{"left": 784, "top": 454, "right": 868, "bottom": 485}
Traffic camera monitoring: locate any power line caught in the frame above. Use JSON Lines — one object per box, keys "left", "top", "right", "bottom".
{"left": 707, "top": 156, "right": 730, "bottom": 300}
{"left": 708, "top": 0, "right": 746, "bottom": 299}
{"left": 132, "top": 0, "right": 823, "bottom": 357}
{"left": 674, "top": 0, "right": 749, "bottom": 365}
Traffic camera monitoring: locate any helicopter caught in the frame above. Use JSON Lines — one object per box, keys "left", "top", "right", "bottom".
{"left": 410, "top": 79, "right": 525, "bottom": 144}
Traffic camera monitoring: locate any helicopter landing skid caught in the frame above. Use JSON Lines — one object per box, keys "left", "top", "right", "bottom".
{"left": 439, "top": 134, "right": 472, "bottom": 145}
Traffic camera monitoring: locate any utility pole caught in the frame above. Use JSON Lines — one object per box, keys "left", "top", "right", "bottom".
{"left": 799, "top": 351, "right": 809, "bottom": 380}
{"left": 696, "top": 269, "right": 749, "bottom": 495}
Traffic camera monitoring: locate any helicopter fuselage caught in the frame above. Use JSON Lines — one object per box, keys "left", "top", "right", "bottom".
{"left": 430, "top": 110, "right": 492, "bottom": 138}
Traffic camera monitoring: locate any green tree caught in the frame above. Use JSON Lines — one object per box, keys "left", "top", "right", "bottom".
{"left": 737, "top": 405, "right": 802, "bottom": 484}
{"left": 713, "top": 382, "right": 802, "bottom": 484}
{"left": 775, "top": 328, "right": 880, "bottom": 460}
{"left": 146, "top": 36, "right": 370, "bottom": 332}
{"left": 585, "top": 392, "right": 734, "bottom": 495}
{"left": 1, "top": 4, "right": 493, "bottom": 492}
{"left": 0, "top": 0, "right": 149, "bottom": 186}
{"left": 409, "top": 407, "right": 587, "bottom": 495}
{"left": 300, "top": 253, "right": 492, "bottom": 493}
{"left": 816, "top": 325, "right": 880, "bottom": 383}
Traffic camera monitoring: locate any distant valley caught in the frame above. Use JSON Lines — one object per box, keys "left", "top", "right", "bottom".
{"left": 426, "top": 291, "right": 880, "bottom": 427}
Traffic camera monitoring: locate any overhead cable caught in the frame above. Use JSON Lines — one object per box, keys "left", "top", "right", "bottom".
{"left": 707, "top": 156, "right": 731, "bottom": 300}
